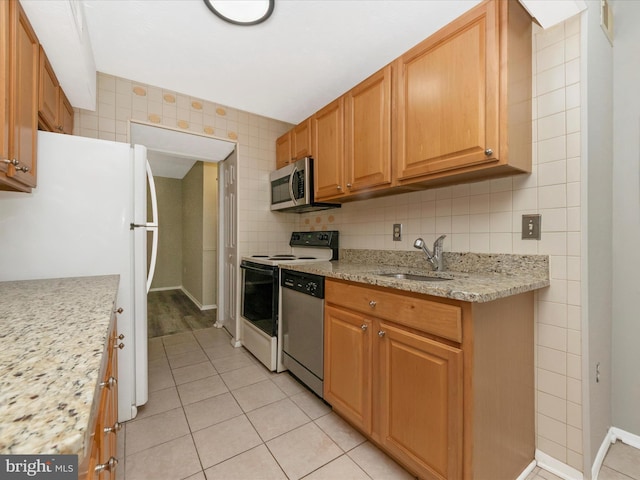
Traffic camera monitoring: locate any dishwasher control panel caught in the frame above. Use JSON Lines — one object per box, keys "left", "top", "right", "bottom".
{"left": 281, "top": 269, "right": 325, "bottom": 298}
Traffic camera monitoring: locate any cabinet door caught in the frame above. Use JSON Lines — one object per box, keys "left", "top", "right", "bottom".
{"left": 275, "top": 131, "right": 291, "bottom": 169}
{"left": 312, "top": 98, "right": 345, "bottom": 201}
{"left": 345, "top": 65, "right": 391, "bottom": 193}
{"left": 59, "top": 91, "right": 74, "bottom": 135}
{"left": 394, "top": 0, "right": 498, "bottom": 182}
{"left": 292, "top": 118, "right": 312, "bottom": 160}
{"left": 6, "top": 0, "right": 38, "bottom": 190}
{"left": 38, "top": 45, "right": 60, "bottom": 132}
{"left": 324, "top": 304, "right": 372, "bottom": 434}
{"left": 1, "top": 0, "right": 9, "bottom": 170}
{"left": 378, "top": 321, "right": 463, "bottom": 480}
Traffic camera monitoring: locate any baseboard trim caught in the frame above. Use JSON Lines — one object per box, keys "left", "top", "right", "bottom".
{"left": 535, "top": 450, "right": 583, "bottom": 480}
{"left": 180, "top": 286, "right": 217, "bottom": 312}
{"left": 610, "top": 427, "right": 640, "bottom": 449}
{"left": 592, "top": 430, "right": 616, "bottom": 480}
{"left": 149, "top": 285, "right": 182, "bottom": 292}
{"left": 516, "top": 460, "right": 537, "bottom": 480}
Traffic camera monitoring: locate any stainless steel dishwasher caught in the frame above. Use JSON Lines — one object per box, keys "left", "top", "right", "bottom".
{"left": 281, "top": 269, "right": 325, "bottom": 398}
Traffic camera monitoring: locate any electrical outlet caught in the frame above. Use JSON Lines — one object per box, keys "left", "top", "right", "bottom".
{"left": 393, "top": 223, "right": 402, "bottom": 241}
{"left": 522, "top": 214, "right": 541, "bottom": 240}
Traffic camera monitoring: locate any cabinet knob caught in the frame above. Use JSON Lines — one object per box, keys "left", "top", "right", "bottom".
{"left": 337, "top": 185, "right": 342, "bottom": 190}
{"left": 95, "top": 457, "right": 118, "bottom": 474}
{"left": 360, "top": 324, "right": 368, "bottom": 331}
{"left": 3, "top": 158, "right": 28, "bottom": 173}
{"left": 104, "top": 422, "right": 122, "bottom": 435}
{"left": 116, "top": 307, "right": 124, "bottom": 314}
{"left": 346, "top": 183, "right": 352, "bottom": 188}
{"left": 118, "top": 334, "right": 125, "bottom": 340}
{"left": 484, "top": 148, "right": 493, "bottom": 156}
{"left": 378, "top": 330, "right": 386, "bottom": 338}
{"left": 115, "top": 342, "right": 125, "bottom": 350}
{"left": 369, "top": 300, "right": 377, "bottom": 308}
{"left": 99, "top": 376, "right": 117, "bottom": 389}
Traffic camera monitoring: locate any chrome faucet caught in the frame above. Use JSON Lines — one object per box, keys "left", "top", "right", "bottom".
{"left": 414, "top": 235, "right": 446, "bottom": 271}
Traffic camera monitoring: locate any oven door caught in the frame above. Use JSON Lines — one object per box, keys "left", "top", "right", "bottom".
{"left": 240, "top": 260, "right": 279, "bottom": 336}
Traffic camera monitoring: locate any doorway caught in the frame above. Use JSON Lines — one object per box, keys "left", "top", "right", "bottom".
{"left": 129, "top": 121, "right": 237, "bottom": 340}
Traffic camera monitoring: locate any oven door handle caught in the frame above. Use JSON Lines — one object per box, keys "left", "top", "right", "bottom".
{"left": 241, "top": 263, "right": 278, "bottom": 277}
{"left": 288, "top": 165, "right": 298, "bottom": 205}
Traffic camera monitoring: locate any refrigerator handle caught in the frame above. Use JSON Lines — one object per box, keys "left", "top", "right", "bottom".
{"left": 145, "top": 161, "right": 159, "bottom": 293}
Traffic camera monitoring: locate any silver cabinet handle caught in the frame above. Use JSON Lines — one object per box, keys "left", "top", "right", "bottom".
{"left": 115, "top": 343, "right": 125, "bottom": 350}
{"left": 361, "top": 324, "right": 368, "bottom": 331}
{"left": 2, "top": 158, "right": 29, "bottom": 172}
{"left": 369, "top": 300, "right": 377, "bottom": 308}
{"left": 104, "top": 422, "right": 122, "bottom": 435}
{"left": 378, "top": 331, "right": 386, "bottom": 338}
{"left": 99, "top": 376, "right": 117, "bottom": 389}
{"left": 485, "top": 148, "right": 493, "bottom": 156}
{"left": 95, "top": 457, "right": 118, "bottom": 473}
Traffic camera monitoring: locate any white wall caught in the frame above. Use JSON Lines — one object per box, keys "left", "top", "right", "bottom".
{"left": 611, "top": 0, "right": 640, "bottom": 437}
{"left": 582, "top": 1, "right": 614, "bottom": 472}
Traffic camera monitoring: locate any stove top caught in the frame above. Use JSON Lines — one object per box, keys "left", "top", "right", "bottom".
{"left": 243, "top": 231, "right": 338, "bottom": 267}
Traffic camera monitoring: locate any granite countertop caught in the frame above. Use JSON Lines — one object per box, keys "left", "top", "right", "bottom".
{"left": 0, "top": 275, "right": 120, "bottom": 456}
{"left": 281, "top": 250, "right": 550, "bottom": 303}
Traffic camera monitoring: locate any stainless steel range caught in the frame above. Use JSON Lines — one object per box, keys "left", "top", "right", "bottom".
{"left": 240, "top": 231, "right": 338, "bottom": 372}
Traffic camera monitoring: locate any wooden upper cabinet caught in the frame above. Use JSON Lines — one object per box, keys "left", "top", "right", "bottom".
{"left": 292, "top": 118, "right": 312, "bottom": 160}
{"left": 394, "top": 0, "right": 531, "bottom": 186}
{"left": 312, "top": 98, "right": 345, "bottom": 201}
{"left": 275, "top": 131, "right": 292, "bottom": 169}
{"left": 345, "top": 65, "right": 392, "bottom": 194}
{"left": 38, "top": 45, "right": 60, "bottom": 132}
{"left": 59, "top": 90, "right": 74, "bottom": 135}
{"left": 39, "top": 46, "right": 74, "bottom": 135}
{"left": 0, "top": 0, "right": 39, "bottom": 192}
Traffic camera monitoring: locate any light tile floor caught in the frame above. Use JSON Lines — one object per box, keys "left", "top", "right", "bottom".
{"left": 118, "top": 327, "right": 417, "bottom": 480}
{"left": 118, "top": 327, "right": 640, "bottom": 480}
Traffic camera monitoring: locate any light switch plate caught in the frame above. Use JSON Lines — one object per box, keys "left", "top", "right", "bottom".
{"left": 522, "top": 214, "right": 541, "bottom": 240}
{"left": 393, "top": 223, "right": 402, "bottom": 241}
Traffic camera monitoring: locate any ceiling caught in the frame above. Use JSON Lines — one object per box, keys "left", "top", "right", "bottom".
{"left": 23, "top": 0, "right": 483, "bottom": 124}
{"left": 20, "top": 1, "right": 583, "bottom": 126}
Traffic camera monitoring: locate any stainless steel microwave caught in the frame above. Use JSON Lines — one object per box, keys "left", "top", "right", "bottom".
{"left": 270, "top": 157, "right": 340, "bottom": 213}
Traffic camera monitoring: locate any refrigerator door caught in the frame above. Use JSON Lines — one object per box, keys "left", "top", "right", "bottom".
{"left": 131, "top": 144, "right": 150, "bottom": 410}
{"left": 0, "top": 131, "right": 147, "bottom": 422}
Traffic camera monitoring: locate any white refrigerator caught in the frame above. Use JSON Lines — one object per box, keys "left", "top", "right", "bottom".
{"left": 0, "top": 131, "right": 158, "bottom": 422}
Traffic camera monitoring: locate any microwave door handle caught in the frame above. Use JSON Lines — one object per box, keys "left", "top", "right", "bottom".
{"left": 288, "top": 166, "right": 298, "bottom": 205}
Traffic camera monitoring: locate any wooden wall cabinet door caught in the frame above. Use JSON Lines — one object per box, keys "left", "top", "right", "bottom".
{"left": 345, "top": 65, "right": 392, "bottom": 194}
{"left": 394, "top": 0, "right": 531, "bottom": 186}
{"left": 59, "top": 91, "right": 74, "bottom": 135}
{"left": 292, "top": 118, "right": 312, "bottom": 160}
{"left": 324, "top": 304, "right": 373, "bottom": 434}
{"left": 0, "top": 0, "right": 39, "bottom": 192}
{"left": 378, "top": 321, "right": 463, "bottom": 480}
{"left": 38, "top": 45, "right": 60, "bottom": 132}
{"left": 275, "top": 131, "right": 292, "bottom": 169}
{"left": 312, "top": 98, "right": 345, "bottom": 201}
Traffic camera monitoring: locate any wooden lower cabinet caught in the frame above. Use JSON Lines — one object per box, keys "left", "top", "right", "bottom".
{"left": 324, "top": 278, "right": 534, "bottom": 480}
{"left": 81, "top": 313, "right": 120, "bottom": 479}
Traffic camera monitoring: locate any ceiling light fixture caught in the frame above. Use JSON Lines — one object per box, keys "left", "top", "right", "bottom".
{"left": 203, "top": 0, "right": 274, "bottom": 26}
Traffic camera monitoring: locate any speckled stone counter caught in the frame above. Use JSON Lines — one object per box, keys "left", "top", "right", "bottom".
{"left": 0, "top": 275, "right": 119, "bottom": 456}
{"left": 281, "top": 250, "right": 549, "bottom": 302}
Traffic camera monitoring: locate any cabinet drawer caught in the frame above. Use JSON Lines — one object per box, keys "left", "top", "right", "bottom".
{"left": 326, "top": 280, "right": 462, "bottom": 342}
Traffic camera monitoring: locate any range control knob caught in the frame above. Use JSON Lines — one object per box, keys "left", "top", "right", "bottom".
{"left": 306, "top": 282, "right": 318, "bottom": 293}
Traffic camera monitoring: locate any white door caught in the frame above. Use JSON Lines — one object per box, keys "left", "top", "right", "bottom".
{"left": 218, "top": 150, "right": 239, "bottom": 344}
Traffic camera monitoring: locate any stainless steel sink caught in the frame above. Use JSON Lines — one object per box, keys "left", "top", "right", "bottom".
{"left": 377, "top": 273, "right": 451, "bottom": 282}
